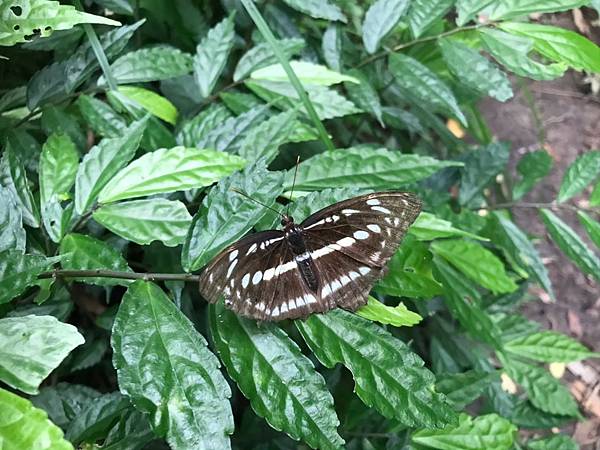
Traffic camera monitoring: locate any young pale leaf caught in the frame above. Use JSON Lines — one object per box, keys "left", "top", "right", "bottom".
{"left": 0, "top": 0, "right": 119, "bottom": 46}
{"left": 439, "top": 39, "right": 512, "bottom": 102}
{"left": 389, "top": 53, "right": 467, "bottom": 126}
{"left": 100, "top": 46, "right": 193, "bottom": 84}
{"left": 578, "top": 211, "right": 600, "bottom": 249}
{"left": 234, "top": 38, "right": 305, "bottom": 81}
{"left": 356, "top": 296, "right": 422, "bottom": 327}
{"left": 98, "top": 147, "right": 244, "bottom": 203}
{"left": 238, "top": 109, "right": 297, "bottom": 164}
{"left": 39, "top": 133, "right": 78, "bottom": 206}
{"left": 504, "top": 331, "right": 598, "bottom": 363}
{"left": 210, "top": 302, "right": 345, "bottom": 450}
{"left": 0, "top": 315, "right": 84, "bottom": 394}
{"left": 59, "top": 234, "right": 132, "bottom": 286}
{"left": 527, "top": 434, "right": 578, "bottom": 450}
{"left": 431, "top": 240, "right": 518, "bottom": 294}
{"left": 296, "top": 309, "right": 457, "bottom": 428}
{"left": 250, "top": 61, "right": 358, "bottom": 86}
{"left": 412, "top": 413, "right": 516, "bottom": 450}
{"left": 437, "top": 371, "right": 500, "bottom": 410}
{"left": 455, "top": 0, "right": 495, "bottom": 26}
{"left": 488, "top": 0, "right": 589, "bottom": 21}
{"left": 459, "top": 142, "right": 510, "bottom": 206}
{"left": 177, "top": 104, "right": 232, "bottom": 147}
{"left": 182, "top": 164, "right": 284, "bottom": 272}
{"left": 557, "top": 151, "right": 600, "bottom": 203}
{"left": 281, "top": 0, "right": 346, "bottom": 22}
{"left": 344, "top": 69, "right": 384, "bottom": 127}
{"left": 194, "top": 15, "right": 235, "bottom": 98}
{"left": 74, "top": 118, "right": 147, "bottom": 215}
{"left": 93, "top": 199, "right": 192, "bottom": 247}
{"left": 112, "top": 281, "right": 233, "bottom": 450}
{"left": 362, "top": 0, "right": 409, "bottom": 54}
{"left": 285, "top": 147, "right": 462, "bottom": 191}
{"left": 0, "top": 387, "right": 73, "bottom": 450}
{"left": 78, "top": 95, "right": 128, "bottom": 138}
{"left": 409, "top": 212, "right": 488, "bottom": 241}
{"left": 1, "top": 144, "right": 40, "bottom": 227}
{"left": 0, "top": 251, "right": 54, "bottom": 304}
{"left": 540, "top": 209, "right": 600, "bottom": 281}
{"left": 117, "top": 86, "right": 178, "bottom": 125}
{"left": 513, "top": 150, "right": 553, "bottom": 200}
{"left": 407, "top": 0, "right": 454, "bottom": 37}
{"left": 0, "top": 186, "right": 26, "bottom": 252}
{"left": 322, "top": 25, "right": 342, "bottom": 72}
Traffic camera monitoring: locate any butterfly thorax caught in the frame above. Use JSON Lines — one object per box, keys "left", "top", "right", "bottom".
{"left": 281, "top": 215, "right": 320, "bottom": 292}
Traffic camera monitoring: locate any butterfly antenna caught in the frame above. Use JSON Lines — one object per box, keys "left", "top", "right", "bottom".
{"left": 230, "top": 188, "right": 284, "bottom": 218}
{"left": 286, "top": 155, "right": 301, "bottom": 216}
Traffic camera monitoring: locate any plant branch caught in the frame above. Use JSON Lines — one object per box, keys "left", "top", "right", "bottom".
{"left": 38, "top": 269, "right": 200, "bottom": 283}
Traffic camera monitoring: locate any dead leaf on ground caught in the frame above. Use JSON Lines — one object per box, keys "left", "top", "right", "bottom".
{"left": 568, "top": 309, "right": 584, "bottom": 338}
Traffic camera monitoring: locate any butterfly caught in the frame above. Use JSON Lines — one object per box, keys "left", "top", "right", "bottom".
{"left": 199, "top": 191, "right": 422, "bottom": 321}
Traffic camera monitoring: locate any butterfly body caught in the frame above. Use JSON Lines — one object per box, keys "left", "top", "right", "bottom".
{"left": 199, "top": 191, "right": 422, "bottom": 321}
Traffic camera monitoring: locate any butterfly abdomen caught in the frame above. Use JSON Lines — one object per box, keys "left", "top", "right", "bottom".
{"left": 287, "top": 224, "right": 320, "bottom": 292}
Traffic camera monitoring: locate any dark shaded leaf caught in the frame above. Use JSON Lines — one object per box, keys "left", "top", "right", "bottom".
{"left": 407, "top": 0, "right": 454, "bottom": 37}
{"left": 0, "top": 251, "right": 54, "bottom": 304}
{"left": 513, "top": 149, "right": 553, "bottom": 200}
{"left": 459, "top": 142, "right": 510, "bottom": 206}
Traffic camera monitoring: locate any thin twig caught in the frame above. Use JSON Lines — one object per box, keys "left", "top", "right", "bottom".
{"left": 38, "top": 269, "right": 200, "bottom": 283}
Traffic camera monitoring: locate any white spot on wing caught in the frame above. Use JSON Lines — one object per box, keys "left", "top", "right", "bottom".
{"left": 367, "top": 198, "right": 381, "bottom": 205}
{"left": 342, "top": 209, "right": 360, "bottom": 215}
{"left": 263, "top": 267, "right": 275, "bottom": 281}
{"left": 296, "top": 296, "right": 305, "bottom": 307}
{"left": 349, "top": 271, "right": 360, "bottom": 280}
{"left": 252, "top": 271, "right": 263, "bottom": 285}
{"left": 246, "top": 243, "right": 257, "bottom": 255}
{"left": 296, "top": 252, "right": 310, "bottom": 262}
{"left": 305, "top": 293, "right": 317, "bottom": 304}
{"left": 371, "top": 205, "right": 391, "bottom": 214}
{"left": 353, "top": 230, "right": 369, "bottom": 240}
{"left": 337, "top": 237, "right": 355, "bottom": 247}
{"left": 330, "top": 279, "right": 342, "bottom": 293}
{"left": 242, "top": 273, "right": 250, "bottom": 288}
{"left": 257, "top": 302, "right": 265, "bottom": 312}
{"left": 367, "top": 224, "right": 381, "bottom": 233}
{"left": 359, "top": 266, "right": 370, "bottom": 275}
{"left": 226, "top": 259, "right": 237, "bottom": 277}
{"left": 322, "top": 284, "right": 332, "bottom": 297}
{"left": 229, "top": 250, "right": 239, "bottom": 261}
{"left": 280, "top": 303, "right": 289, "bottom": 314}
{"left": 340, "top": 275, "right": 351, "bottom": 286}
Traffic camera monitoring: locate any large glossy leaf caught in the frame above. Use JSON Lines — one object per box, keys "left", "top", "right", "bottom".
{"left": 117, "top": 86, "right": 178, "bottom": 125}
{"left": 296, "top": 309, "right": 457, "bottom": 428}
{"left": 412, "top": 413, "right": 516, "bottom": 450}
{"left": 98, "top": 146, "right": 244, "bottom": 203}
{"left": 0, "top": 387, "right": 73, "bottom": 450}
{"left": 238, "top": 109, "right": 297, "bottom": 164}
{"left": 459, "top": 142, "right": 510, "bottom": 206}
{"left": 513, "top": 150, "right": 553, "bottom": 200}
{"left": 0, "top": 251, "right": 54, "bottom": 304}
{"left": 182, "top": 163, "right": 284, "bottom": 272}
{"left": 112, "top": 281, "right": 233, "bottom": 450}
{"left": 250, "top": 61, "right": 358, "bottom": 86}
{"left": 356, "top": 296, "right": 422, "bottom": 327}
{"left": 74, "top": 118, "right": 147, "bottom": 215}
{"left": 93, "top": 199, "right": 192, "bottom": 247}
{"left": 362, "top": 0, "right": 409, "bottom": 54}
{"left": 0, "top": 315, "right": 84, "bottom": 394}
{"left": 59, "top": 234, "right": 132, "bottom": 286}
{"left": 39, "top": 133, "right": 78, "bottom": 207}
{"left": 540, "top": 209, "right": 600, "bottom": 281}
{"left": 504, "top": 331, "right": 598, "bottom": 363}
{"left": 389, "top": 53, "right": 466, "bottom": 126}
{"left": 194, "top": 15, "right": 235, "bottom": 98}
{"left": 409, "top": 212, "right": 487, "bottom": 241}
{"left": 210, "top": 302, "right": 344, "bottom": 450}
{"left": 285, "top": 147, "right": 462, "bottom": 191}
{"left": 0, "top": 186, "right": 25, "bottom": 252}
{"left": 177, "top": 104, "right": 232, "bottom": 147}
{"left": 280, "top": 0, "right": 346, "bottom": 22}
{"left": 407, "top": 0, "right": 454, "bottom": 37}
{"left": 556, "top": 150, "right": 600, "bottom": 203}
{"left": 488, "top": 0, "right": 589, "bottom": 21}
{"left": 233, "top": 38, "right": 304, "bottom": 81}
{"left": 578, "top": 211, "right": 600, "bottom": 249}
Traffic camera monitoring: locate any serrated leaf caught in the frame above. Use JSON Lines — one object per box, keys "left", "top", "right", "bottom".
{"left": 504, "top": 331, "right": 598, "bottom": 363}
{"left": 578, "top": 211, "right": 600, "bottom": 249}
{"left": 459, "top": 142, "right": 510, "bottom": 206}
{"left": 0, "top": 315, "right": 84, "bottom": 394}
{"left": 412, "top": 413, "right": 516, "bottom": 450}
{"left": 251, "top": 61, "right": 358, "bottom": 86}
{"left": 209, "top": 302, "right": 344, "bottom": 450}
{"left": 238, "top": 109, "right": 297, "bottom": 164}
{"left": 182, "top": 163, "right": 284, "bottom": 272}
{"left": 513, "top": 150, "right": 553, "bottom": 200}
{"left": 39, "top": 133, "right": 78, "bottom": 206}
{"left": 0, "top": 387, "right": 73, "bottom": 450}
{"left": 93, "top": 199, "right": 192, "bottom": 247}
{"left": 59, "top": 234, "right": 132, "bottom": 286}
{"left": 557, "top": 151, "right": 600, "bottom": 202}
{"left": 345, "top": 68, "right": 384, "bottom": 127}
{"left": 176, "top": 104, "right": 233, "bottom": 147}
{"left": 356, "top": 296, "right": 422, "bottom": 327}
{"left": 281, "top": 0, "right": 346, "bottom": 22}
{"left": 98, "top": 146, "right": 244, "bottom": 203}
{"left": 431, "top": 240, "right": 518, "bottom": 294}
{"left": 234, "top": 38, "right": 305, "bottom": 81}
{"left": 116, "top": 86, "right": 178, "bottom": 125}
{"left": 0, "top": 186, "right": 25, "bottom": 252}
{"left": 296, "top": 309, "right": 457, "bottom": 428}
{"left": 540, "top": 209, "right": 600, "bottom": 281}
{"left": 488, "top": 0, "right": 589, "bottom": 21}
{"left": 194, "top": 15, "right": 235, "bottom": 98}
{"left": 437, "top": 371, "right": 500, "bottom": 410}
{"left": 455, "top": 0, "right": 495, "bottom": 26}
{"left": 362, "top": 0, "right": 409, "bottom": 54}
{"left": 527, "top": 434, "right": 578, "bottom": 450}
{"left": 78, "top": 95, "right": 128, "bottom": 138}
{"left": 409, "top": 212, "right": 488, "bottom": 241}
{"left": 389, "top": 52, "right": 467, "bottom": 126}
{"left": 0, "top": 251, "right": 54, "bottom": 304}
{"left": 407, "top": 0, "right": 454, "bottom": 38}
{"left": 111, "top": 281, "right": 233, "bottom": 450}
{"left": 74, "top": 118, "right": 147, "bottom": 214}
{"left": 285, "top": 147, "right": 462, "bottom": 191}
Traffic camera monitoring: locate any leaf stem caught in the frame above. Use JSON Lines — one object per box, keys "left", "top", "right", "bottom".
{"left": 38, "top": 269, "right": 200, "bottom": 283}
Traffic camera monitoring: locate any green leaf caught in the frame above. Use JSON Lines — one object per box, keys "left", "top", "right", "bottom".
{"left": 431, "top": 240, "right": 518, "bottom": 294}
{"left": 182, "top": 163, "right": 284, "bottom": 272}
{"left": 578, "top": 211, "right": 600, "bottom": 249}
{"left": 527, "top": 434, "right": 578, "bottom": 450}
{"left": 234, "top": 38, "right": 305, "bottom": 81}
{"left": 39, "top": 133, "right": 78, "bottom": 206}
{"left": 362, "top": 0, "right": 409, "bottom": 53}
{"left": 177, "top": 104, "right": 232, "bottom": 147}
{"left": 31, "top": 382, "right": 101, "bottom": 429}
{"left": 409, "top": 212, "right": 488, "bottom": 241}
{"left": 344, "top": 68, "right": 384, "bottom": 127}
{"left": 322, "top": 24, "right": 342, "bottom": 72}
{"left": 356, "top": 296, "right": 422, "bottom": 327}
{"left": 251, "top": 61, "right": 358, "bottom": 86}
{"left": 93, "top": 199, "right": 192, "bottom": 247}
{"left": 389, "top": 52, "right": 467, "bottom": 126}
{"left": 1, "top": 143, "right": 40, "bottom": 227}
{"left": 459, "top": 142, "right": 510, "bottom": 206}
{"left": 480, "top": 28, "right": 567, "bottom": 81}
{"left": 98, "top": 146, "right": 244, "bottom": 203}
{"left": 455, "top": 0, "right": 495, "bottom": 26}
{"left": 513, "top": 150, "right": 553, "bottom": 200}
{"left": 101, "top": 46, "right": 193, "bottom": 84}
{"left": 74, "top": 117, "right": 147, "bottom": 215}
{"left": 59, "top": 234, "right": 132, "bottom": 286}
{"left": 540, "top": 209, "right": 600, "bottom": 281}
{"left": 407, "top": 0, "right": 454, "bottom": 38}
{"left": 210, "top": 302, "right": 345, "bottom": 450}
{"left": 590, "top": 180, "right": 600, "bottom": 206}
{"left": 412, "top": 413, "right": 516, "bottom": 450}
{"left": 557, "top": 151, "right": 600, "bottom": 202}
{"left": 285, "top": 147, "right": 462, "bottom": 191}
{"left": 501, "top": 356, "right": 579, "bottom": 417}
{"left": 0, "top": 315, "right": 84, "bottom": 394}
{"left": 0, "top": 387, "right": 73, "bottom": 450}
{"left": 0, "top": 0, "right": 119, "bottom": 46}
{"left": 488, "top": 0, "right": 589, "bottom": 21}
{"left": 102, "top": 408, "right": 154, "bottom": 450}
{"left": 41, "top": 105, "right": 86, "bottom": 150}
{"left": 0, "top": 186, "right": 26, "bottom": 252}
{"left": 194, "top": 14, "right": 235, "bottom": 98}
{"left": 78, "top": 95, "right": 128, "bottom": 138}
{"left": 116, "top": 86, "right": 178, "bottom": 125}
{"left": 437, "top": 371, "right": 500, "bottom": 410}
{"left": 238, "top": 109, "right": 298, "bottom": 164}
{"left": 112, "top": 281, "right": 233, "bottom": 450}
{"left": 280, "top": 0, "right": 346, "bottom": 22}
{"left": 504, "top": 331, "right": 598, "bottom": 363}
{"left": 296, "top": 309, "right": 457, "bottom": 428}
{"left": 439, "top": 38, "right": 512, "bottom": 102}
{"left": 0, "top": 251, "right": 54, "bottom": 304}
